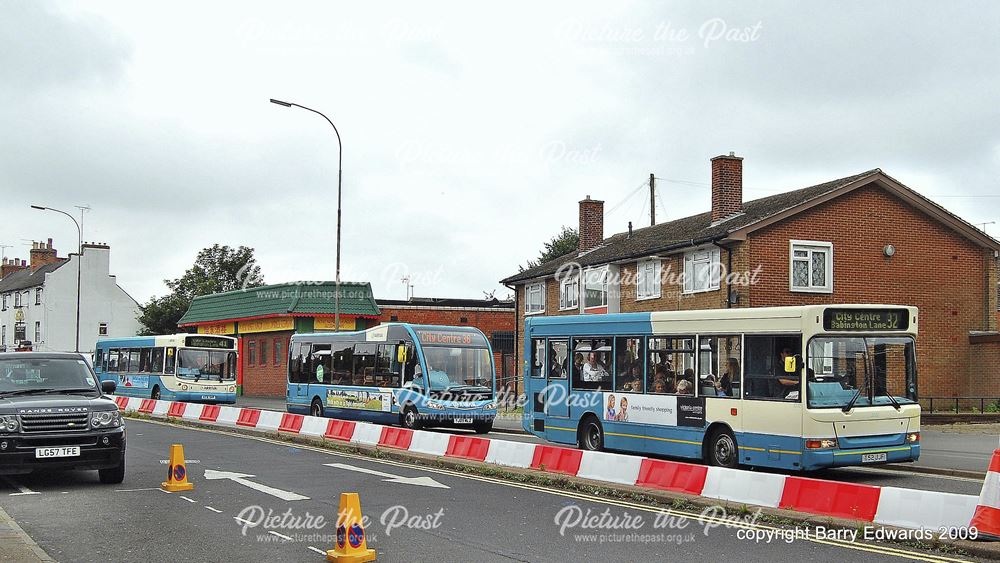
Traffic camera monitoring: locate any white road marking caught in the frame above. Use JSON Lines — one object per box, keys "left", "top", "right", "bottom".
{"left": 115, "top": 487, "right": 162, "bottom": 493}
{"left": 307, "top": 546, "right": 327, "bottom": 555}
{"left": 324, "top": 462, "right": 450, "bottom": 489}
{"left": 268, "top": 531, "right": 293, "bottom": 541}
{"left": 2, "top": 478, "right": 39, "bottom": 496}
{"left": 205, "top": 469, "right": 309, "bottom": 501}
{"left": 179, "top": 495, "right": 196, "bottom": 503}
{"left": 205, "top": 506, "right": 223, "bottom": 513}
{"left": 233, "top": 516, "right": 255, "bottom": 526}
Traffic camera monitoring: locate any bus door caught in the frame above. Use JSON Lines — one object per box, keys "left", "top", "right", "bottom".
{"left": 740, "top": 335, "right": 804, "bottom": 467}
{"left": 306, "top": 345, "right": 332, "bottom": 402}
{"left": 288, "top": 342, "right": 310, "bottom": 405}
{"left": 544, "top": 339, "right": 570, "bottom": 419}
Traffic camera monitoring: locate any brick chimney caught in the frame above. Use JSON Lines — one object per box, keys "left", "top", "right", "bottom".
{"left": 30, "top": 238, "right": 60, "bottom": 272}
{"left": 1, "top": 258, "right": 28, "bottom": 279}
{"left": 578, "top": 195, "right": 605, "bottom": 252}
{"left": 711, "top": 152, "right": 744, "bottom": 222}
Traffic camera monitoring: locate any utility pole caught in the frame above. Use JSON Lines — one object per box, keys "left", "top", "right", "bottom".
{"left": 649, "top": 173, "right": 656, "bottom": 226}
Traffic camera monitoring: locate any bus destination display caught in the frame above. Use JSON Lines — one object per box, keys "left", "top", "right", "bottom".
{"left": 185, "top": 336, "right": 235, "bottom": 349}
{"left": 823, "top": 308, "right": 910, "bottom": 331}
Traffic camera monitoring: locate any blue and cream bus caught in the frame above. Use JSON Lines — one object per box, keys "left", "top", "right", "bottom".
{"left": 94, "top": 334, "right": 238, "bottom": 404}
{"left": 523, "top": 305, "right": 921, "bottom": 471}
{"left": 287, "top": 323, "right": 497, "bottom": 433}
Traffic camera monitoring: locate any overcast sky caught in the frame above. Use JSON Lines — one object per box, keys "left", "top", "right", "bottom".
{"left": 2, "top": 1, "right": 998, "bottom": 304}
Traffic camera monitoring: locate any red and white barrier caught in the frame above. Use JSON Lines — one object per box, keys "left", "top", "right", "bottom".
{"left": 115, "top": 396, "right": 981, "bottom": 533}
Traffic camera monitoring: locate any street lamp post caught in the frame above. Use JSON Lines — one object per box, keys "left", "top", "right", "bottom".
{"left": 30, "top": 205, "right": 82, "bottom": 353}
{"left": 270, "top": 98, "right": 343, "bottom": 332}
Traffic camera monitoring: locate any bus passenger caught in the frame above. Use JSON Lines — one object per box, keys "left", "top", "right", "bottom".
{"left": 775, "top": 347, "right": 800, "bottom": 398}
{"left": 676, "top": 379, "right": 693, "bottom": 395}
{"left": 582, "top": 352, "right": 609, "bottom": 382}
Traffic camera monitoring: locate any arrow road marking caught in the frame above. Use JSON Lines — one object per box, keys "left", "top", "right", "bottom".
{"left": 204, "top": 469, "right": 310, "bottom": 501}
{"left": 324, "top": 463, "right": 450, "bottom": 489}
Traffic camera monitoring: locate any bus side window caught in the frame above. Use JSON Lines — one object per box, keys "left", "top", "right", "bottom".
{"left": 164, "top": 347, "right": 176, "bottom": 375}
{"left": 547, "top": 340, "right": 567, "bottom": 379}
{"left": 572, "top": 338, "right": 611, "bottom": 390}
{"left": 288, "top": 343, "right": 302, "bottom": 382}
{"left": 95, "top": 350, "right": 104, "bottom": 371}
{"left": 614, "top": 337, "right": 643, "bottom": 393}
{"left": 352, "top": 343, "right": 376, "bottom": 385}
{"left": 150, "top": 348, "right": 165, "bottom": 374}
{"left": 744, "top": 335, "right": 800, "bottom": 401}
{"left": 530, "top": 338, "right": 545, "bottom": 378}
{"left": 332, "top": 344, "right": 353, "bottom": 384}
{"left": 311, "top": 345, "right": 332, "bottom": 384}
{"left": 139, "top": 348, "right": 151, "bottom": 373}
{"left": 108, "top": 349, "right": 119, "bottom": 372}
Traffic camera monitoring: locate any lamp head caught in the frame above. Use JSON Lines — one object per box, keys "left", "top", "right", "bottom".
{"left": 269, "top": 98, "right": 292, "bottom": 107}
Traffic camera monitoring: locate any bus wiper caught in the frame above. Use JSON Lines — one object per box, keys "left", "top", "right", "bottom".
{"left": 842, "top": 388, "right": 863, "bottom": 413}
{"left": 882, "top": 391, "right": 901, "bottom": 411}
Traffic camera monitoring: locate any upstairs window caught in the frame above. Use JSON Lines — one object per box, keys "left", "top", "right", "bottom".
{"left": 583, "top": 267, "right": 608, "bottom": 309}
{"left": 35, "top": 288, "right": 42, "bottom": 305}
{"left": 14, "top": 292, "right": 21, "bottom": 308}
{"left": 98, "top": 323, "right": 108, "bottom": 336}
{"left": 683, "top": 248, "right": 721, "bottom": 293}
{"left": 559, "top": 274, "right": 579, "bottom": 310}
{"left": 525, "top": 283, "right": 545, "bottom": 314}
{"left": 790, "top": 241, "right": 833, "bottom": 293}
{"left": 636, "top": 259, "right": 661, "bottom": 300}
{"left": 1, "top": 294, "right": 6, "bottom": 310}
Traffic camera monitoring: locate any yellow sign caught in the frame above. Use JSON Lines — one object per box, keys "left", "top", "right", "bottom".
{"left": 14, "top": 309, "right": 24, "bottom": 322}
{"left": 239, "top": 317, "right": 295, "bottom": 334}
{"left": 314, "top": 317, "right": 356, "bottom": 331}
{"left": 198, "top": 322, "right": 235, "bottom": 335}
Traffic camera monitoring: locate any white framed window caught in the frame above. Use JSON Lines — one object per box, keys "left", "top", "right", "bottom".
{"left": 1, "top": 325, "right": 5, "bottom": 346}
{"left": 636, "top": 259, "right": 661, "bottom": 300}
{"left": 525, "top": 283, "right": 545, "bottom": 314}
{"left": 583, "top": 267, "right": 608, "bottom": 308}
{"left": 34, "top": 321, "right": 40, "bottom": 343}
{"left": 35, "top": 288, "right": 42, "bottom": 305}
{"left": 683, "top": 248, "right": 721, "bottom": 293}
{"left": 14, "top": 292, "right": 21, "bottom": 307}
{"left": 99, "top": 322, "right": 109, "bottom": 336}
{"left": 559, "top": 274, "right": 579, "bottom": 310}
{"left": 790, "top": 240, "right": 833, "bottom": 293}
{"left": 1, "top": 293, "right": 7, "bottom": 310}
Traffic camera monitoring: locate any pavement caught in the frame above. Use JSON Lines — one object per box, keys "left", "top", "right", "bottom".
{"left": 2, "top": 419, "right": 990, "bottom": 562}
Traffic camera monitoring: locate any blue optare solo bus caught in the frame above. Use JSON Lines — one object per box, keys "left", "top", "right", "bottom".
{"left": 286, "top": 324, "right": 497, "bottom": 433}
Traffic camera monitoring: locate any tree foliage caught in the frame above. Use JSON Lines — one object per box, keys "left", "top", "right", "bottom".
{"left": 138, "top": 244, "right": 265, "bottom": 335}
{"left": 521, "top": 226, "right": 579, "bottom": 271}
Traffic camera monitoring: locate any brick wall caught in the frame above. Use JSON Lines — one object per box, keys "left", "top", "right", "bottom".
{"left": 241, "top": 330, "right": 293, "bottom": 397}
{"left": 578, "top": 197, "right": 605, "bottom": 251}
{"left": 744, "top": 186, "right": 996, "bottom": 397}
{"left": 711, "top": 154, "right": 743, "bottom": 222}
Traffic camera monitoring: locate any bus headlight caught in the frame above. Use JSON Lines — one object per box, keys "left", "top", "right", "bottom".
{"left": 91, "top": 411, "right": 122, "bottom": 429}
{"left": 0, "top": 416, "right": 19, "bottom": 433}
{"left": 426, "top": 401, "right": 445, "bottom": 410}
{"left": 906, "top": 432, "right": 920, "bottom": 443}
{"left": 482, "top": 403, "right": 496, "bottom": 411}
{"left": 229, "top": 386, "right": 236, "bottom": 392}
{"left": 805, "top": 438, "right": 838, "bottom": 449}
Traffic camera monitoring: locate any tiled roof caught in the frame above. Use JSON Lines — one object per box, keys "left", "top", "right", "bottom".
{"left": 178, "top": 281, "right": 381, "bottom": 325}
{"left": 501, "top": 169, "right": 881, "bottom": 284}
{"left": 0, "top": 262, "right": 66, "bottom": 293}
{"left": 377, "top": 297, "right": 514, "bottom": 309}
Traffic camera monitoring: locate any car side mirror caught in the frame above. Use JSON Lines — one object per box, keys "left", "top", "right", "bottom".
{"left": 101, "top": 380, "right": 117, "bottom": 395}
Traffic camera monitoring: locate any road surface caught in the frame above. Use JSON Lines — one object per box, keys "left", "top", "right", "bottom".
{"left": 0, "top": 419, "right": 985, "bottom": 562}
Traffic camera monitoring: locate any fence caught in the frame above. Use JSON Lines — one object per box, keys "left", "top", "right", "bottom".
{"left": 920, "top": 397, "right": 1000, "bottom": 414}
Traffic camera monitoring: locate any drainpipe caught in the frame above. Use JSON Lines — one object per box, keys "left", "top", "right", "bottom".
{"left": 712, "top": 241, "right": 733, "bottom": 308}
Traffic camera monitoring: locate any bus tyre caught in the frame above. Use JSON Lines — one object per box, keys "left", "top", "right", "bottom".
{"left": 401, "top": 406, "right": 421, "bottom": 430}
{"left": 99, "top": 452, "right": 126, "bottom": 484}
{"left": 310, "top": 398, "right": 324, "bottom": 418}
{"left": 150, "top": 386, "right": 160, "bottom": 401}
{"left": 472, "top": 421, "right": 492, "bottom": 434}
{"left": 708, "top": 428, "right": 739, "bottom": 468}
{"left": 578, "top": 416, "right": 604, "bottom": 452}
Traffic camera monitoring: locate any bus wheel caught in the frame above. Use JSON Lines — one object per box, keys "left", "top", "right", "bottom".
{"left": 472, "top": 421, "right": 493, "bottom": 434}
{"left": 310, "top": 398, "right": 324, "bottom": 418}
{"left": 401, "top": 406, "right": 421, "bottom": 430}
{"left": 150, "top": 386, "right": 160, "bottom": 401}
{"left": 708, "top": 428, "right": 739, "bottom": 468}
{"left": 578, "top": 416, "right": 604, "bottom": 451}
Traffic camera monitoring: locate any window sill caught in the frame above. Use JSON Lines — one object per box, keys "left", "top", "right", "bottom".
{"left": 681, "top": 287, "right": 720, "bottom": 296}
{"left": 790, "top": 286, "right": 833, "bottom": 294}
{"left": 524, "top": 310, "right": 546, "bottom": 316}
{"left": 635, "top": 293, "right": 661, "bottom": 302}
{"left": 559, "top": 305, "right": 578, "bottom": 312}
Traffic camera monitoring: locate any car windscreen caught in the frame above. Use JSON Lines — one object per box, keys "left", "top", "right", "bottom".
{"left": 0, "top": 358, "right": 99, "bottom": 393}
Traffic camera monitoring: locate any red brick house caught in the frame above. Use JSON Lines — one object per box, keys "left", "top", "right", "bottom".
{"left": 501, "top": 154, "right": 1000, "bottom": 398}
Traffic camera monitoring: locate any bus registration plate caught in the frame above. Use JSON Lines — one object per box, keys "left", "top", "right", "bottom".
{"left": 861, "top": 452, "right": 887, "bottom": 463}
{"left": 454, "top": 418, "right": 473, "bottom": 424}
{"left": 35, "top": 446, "right": 80, "bottom": 459}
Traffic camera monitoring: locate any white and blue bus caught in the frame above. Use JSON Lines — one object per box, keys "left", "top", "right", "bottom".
{"left": 523, "top": 305, "right": 920, "bottom": 471}
{"left": 287, "top": 324, "right": 497, "bottom": 433}
{"left": 94, "top": 334, "right": 238, "bottom": 404}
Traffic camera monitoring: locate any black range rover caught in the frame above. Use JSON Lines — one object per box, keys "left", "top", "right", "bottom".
{"left": 0, "top": 352, "right": 125, "bottom": 483}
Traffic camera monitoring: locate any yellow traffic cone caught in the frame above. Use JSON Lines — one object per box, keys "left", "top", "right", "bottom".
{"left": 327, "top": 492, "right": 376, "bottom": 562}
{"left": 161, "top": 444, "right": 194, "bottom": 492}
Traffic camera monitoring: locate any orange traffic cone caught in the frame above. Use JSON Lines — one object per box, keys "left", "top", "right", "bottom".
{"left": 327, "top": 492, "right": 376, "bottom": 562}
{"left": 161, "top": 444, "right": 194, "bottom": 492}
{"left": 970, "top": 437, "right": 1000, "bottom": 540}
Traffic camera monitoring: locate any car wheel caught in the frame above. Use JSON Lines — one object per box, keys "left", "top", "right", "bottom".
{"left": 151, "top": 386, "right": 160, "bottom": 401}
{"left": 310, "top": 398, "right": 324, "bottom": 418}
{"left": 472, "top": 421, "right": 493, "bottom": 434}
{"left": 99, "top": 452, "right": 126, "bottom": 484}
{"left": 401, "top": 406, "right": 421, "bottom": 430}
{"left": 578, "top": 416, "right": 604, "bottom": 451}
{"left": 708, "top": 428, "right": 739, "bottom": 468}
